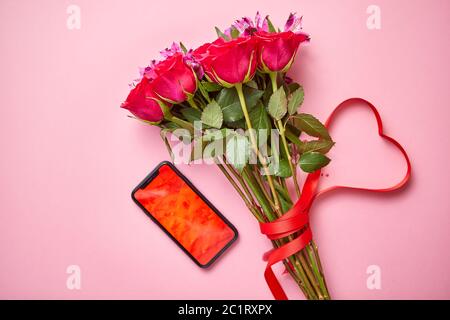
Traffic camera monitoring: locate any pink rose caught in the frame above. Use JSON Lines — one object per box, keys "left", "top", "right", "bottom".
{"left": 193, "top": 36, "right": 257, "bottom": 86}
{"left": 255, "top": 30, "right": 309, "bottom": 73}
{"left": 121, "top": 79, "right": 164, "bottom": 123}
{"left": 151, "top": 52, "right": 197, "bottom": 104}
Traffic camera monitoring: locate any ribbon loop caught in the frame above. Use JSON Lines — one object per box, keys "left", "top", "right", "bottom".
{"left": 259, "top": 98, "right": 412, "bottom": 300}
{"left": 260, "top": 213, "right": 309, "bottom": 239}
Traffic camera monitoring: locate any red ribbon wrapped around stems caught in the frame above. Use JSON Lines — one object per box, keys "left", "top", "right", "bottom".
{"left": 260, "top": 98, "right": 412, "bottom": 300}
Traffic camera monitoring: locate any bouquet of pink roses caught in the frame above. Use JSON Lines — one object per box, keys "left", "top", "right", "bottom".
{"left": 122, "top": 12, "right": 334, "bottom": 300}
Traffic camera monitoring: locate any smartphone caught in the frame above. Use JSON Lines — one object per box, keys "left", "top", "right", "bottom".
{"left": 132, "top": 161, "right": 238, "bottom": 268}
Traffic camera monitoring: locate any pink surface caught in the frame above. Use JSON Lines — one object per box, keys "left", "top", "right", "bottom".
{"left": 0, "top": 0, "right": 449, "bottom": 299}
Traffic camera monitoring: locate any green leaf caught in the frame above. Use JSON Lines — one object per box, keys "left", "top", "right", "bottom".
{"left": 273, "top": 181, "right": 293, "bottom": 205}
{"left": 278, "top": 190, "right": 292, "bottom": 213}
{"left": 267, "top": 17, "right": 277, "bottom": 33}
{"left": 226, "top": 119, "right": 246, "bottom": 129}
{"left": 287, "top": 82, "right": 300, "bottom": 94}
{"left": 217, "top": 87, "right": 264, "bottom": 123}
{"left": 197, "top": 82, "right": 211, "bottom": 103}
{"left": 180, "top": 108, "right": 201, "bottom": 123}
{"left": 248, "top": 101, "right": 270, "bottom": 145}
{"left": 201, "top": 100, "right": 223, "bottom": 129}
{"left": 288, "top": 86, "right": 304, "bottom": 115}
{"left": 215, "top": 27, "right": 230, "bottom": 41}
{"left": 286, "top": 122, "right": 301, "bottom": 137}
{"left": 179, "top": 42, "right": 188, "bottom": 54}
{"left": 300, "top": 140, "right": 335, "bottom": 154}
{"left": 268, "top": 86, "right": 287, "bottom": 120}
{"left": 203, "top": 140, "right": 225, "bottom": 159}
{"left": 249, "top": 101, "right": 270, "bottom": 131}
{"left": 245, "top": 80, "right": 259, "bottom": 89}
{"left": 191, "top": 129, "right": 226, "bottom": 162}
{"left": 202, "top": 128, "right": 232, "bottom": 142}
{"left": 267, "top": 158, "right": 292, "bottom": 178}
{"left": 274, "top": 158, "right": 292, "bottom": 177}
{"left": 201, "top": 81, "right": 222, "bottom": 92}
{"left": 190, "top": 137, "right": 207, "bottom": 161}
{"left": 292, "top": 113, "right": 331, "bottom": 139}
{"left": 230, "top": 26, "right": 240, "bottom": 39}
{"left": 299, "top": 152, "right": 331, "bottom": 173}
{"left": 262, "top": 83, "right": 273, "bottom": 105}
{"left": 164, "top": 122, "right": 180, "bottom": 130}
{"left": 202, "top": 129, "right": 234, "bottom": 159}
{"left": 226, "top": 133, "right": 249, "bottom": 171}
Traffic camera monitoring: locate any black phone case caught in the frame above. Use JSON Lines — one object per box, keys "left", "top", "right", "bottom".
{"left": 131, "top": 161, "right": 238, "bottom": 268}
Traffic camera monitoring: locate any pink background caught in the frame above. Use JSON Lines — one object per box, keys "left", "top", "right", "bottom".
{"left": 1, "top": 0, "right": 449, "bottom": 299}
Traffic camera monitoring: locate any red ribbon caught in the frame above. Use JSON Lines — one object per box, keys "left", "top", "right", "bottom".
{"left": 259, "top": 98, "right": 412, "bottom": 300}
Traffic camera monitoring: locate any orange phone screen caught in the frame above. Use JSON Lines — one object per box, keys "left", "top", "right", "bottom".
{"left": 134, "top": 164, "right": 236, "bottom": 266}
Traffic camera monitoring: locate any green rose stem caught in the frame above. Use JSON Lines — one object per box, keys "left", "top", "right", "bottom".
{"left": 187, "top": 97, "right": 201, "bottom": 110}
{"left": 242, "top": 167, "right": 275, "bottom": 221}
{"left": 169, "top": 116, "right": 194, "bottom": 132}
{"left": 235, "top": 83, "right": 319, "bottom": 299}
{"left": 251, "top": 167, "right": 276, "bottom": 209}
{"left": 216, "top": 161, "right": 264, "bottom": 222}
{"left": 222, "top": 161, "right": 260, "bottom": 210}
{"left": 308, "top": 243, "right": 330, "bottom": 298}
{"left": 242, "top": 165, "right": 316, "bottom": 299}
{"left": 160, "top": 102, "right": 195, "bottom": 133}
{"left": 268, "top": 72, "right": 330, "bottom": 300}
{"left": 235, "top": 83, "right": 282, "bottom": 216}
{"left": 242, "top": 166, "right": 315, "bottom": 299}
{"left": 241, "top": 166, "right": 317, "bottom": 299}
{"left": 243, "top": 167, "right": 318, "bottom": 298}
{"left": 221, "top": 158, "right": 265, "bottom": 220}
{"left": 268, "top": 72, "right": 300, "bottom": 197}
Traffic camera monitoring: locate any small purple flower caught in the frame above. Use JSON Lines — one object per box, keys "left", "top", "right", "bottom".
{"left": 160, "top": 42, "right": 182, "bottom": 58}
{"left": 139, "top": 60, "right": 157, "bottom": 80}
{"left": 255, "top": 11, "right": 269, "bottom": 31}
{"left": 284, "top": 12, "right": 303, "bottom": 33}
{"left": 184, "top": 49, "right": 204, "bottom": 79}
{"left": 224, "top": 27, "right": 232, "bottom": 38}
{"left": 228, "top": 12, "right": 270, "bottom": 37}
{"left": 234, "top": 16, "right": 253, "bottom": 34}
{"left": 131, "top": 42, "right": 203, "bottom": 91}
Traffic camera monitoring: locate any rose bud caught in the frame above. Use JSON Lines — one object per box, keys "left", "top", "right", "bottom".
{"left": 255, "top": 31, "right": 309, "bottom": 73}
{"left": 224, "top": 11, "right": 269, "bottom": 37}
{"left": 121, "top": 79, "right": 164, "bottom": 123}
{"left": 255, "top": 13, "right": 309, "bottom": 73}
{"left": 150, "top": 52, "right": 197, "bottom": 104}
{"left": 193, "top": 36, "right": 257, "bottom": 87}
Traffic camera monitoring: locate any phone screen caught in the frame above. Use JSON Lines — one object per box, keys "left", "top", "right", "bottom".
{"left": 132, "top": 162, "right": 237, "bottom": 267}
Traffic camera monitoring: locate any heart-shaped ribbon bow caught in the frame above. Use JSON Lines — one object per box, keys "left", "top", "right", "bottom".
{"left": 259, "top": 97, "right": 412, "bottom": 300}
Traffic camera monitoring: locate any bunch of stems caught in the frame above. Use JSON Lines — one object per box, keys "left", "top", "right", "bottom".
{"left": 160, "top": 73, "right": 331, "bottom": 300}
{"left": 217, "top": 160, "right": 330, "bottom": 299}
{"left": 213, "top": 81, "right": 330, "bottom": 300}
